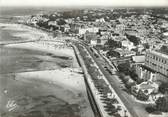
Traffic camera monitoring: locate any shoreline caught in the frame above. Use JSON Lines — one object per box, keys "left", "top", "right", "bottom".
{"left": 0, "top": 22, "right": 94, "bottom": 117}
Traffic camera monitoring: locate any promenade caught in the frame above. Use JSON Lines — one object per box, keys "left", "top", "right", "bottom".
{"left": 73, "top": 43, "right": 132, "bottom": 117}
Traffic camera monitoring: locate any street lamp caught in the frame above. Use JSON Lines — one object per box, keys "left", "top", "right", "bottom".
{"left": 124, "top": 110, "right": 127, "bottom": 117}
{"left": 165, "top": 88, "right": 168, "bottom": 96}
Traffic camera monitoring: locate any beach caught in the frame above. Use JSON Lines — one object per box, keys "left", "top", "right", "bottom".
{"left": 0, "top": 23, "right": 94, "bottom": 117}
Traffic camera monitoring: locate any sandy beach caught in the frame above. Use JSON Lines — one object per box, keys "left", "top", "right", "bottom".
{"left": 0, "top": 23, "right": 51, "bottom": 42}
{"left": 0, "top": 23, "right": 94, "bottom": 117}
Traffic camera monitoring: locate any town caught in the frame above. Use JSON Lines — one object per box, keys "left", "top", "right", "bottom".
{"left": 11, "top": 8, "right": 168, "bottom": 117}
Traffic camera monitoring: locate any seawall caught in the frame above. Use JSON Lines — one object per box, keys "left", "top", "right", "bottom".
{"left": 72, "top": 44, "right": 103, "bottom": 117}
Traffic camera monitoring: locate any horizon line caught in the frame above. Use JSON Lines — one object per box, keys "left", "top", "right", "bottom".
{"left": 1, "top": 5, "right": 168, "bottom": 8}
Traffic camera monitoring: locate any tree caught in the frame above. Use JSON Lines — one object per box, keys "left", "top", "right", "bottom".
{"left": 129, "top": 68, "right": 142, "bottom": 84}
{"left": 49, "top": 14, "right": 57, "bottom": 21}
{"left": 137, "top": 90, "right": 149, "bottom": 101}
{"left": 125, "top": 33, "right": 141, "bottom": 46}
{"left": 105, "top": 39, "right": 121, "bottom": 49}
{"left": 42, "top": 14, "right": 49, "bottom": 18}
{"left": 117, "top": 62, "right": 130, "bottom": 75}
{"left": 159, "top": 82, "right": 168, "bottom": 94}
{"left": 145, "top": 106, "right": 157, "bottom": 113}
{"left": 125, "top": 79, "right": 136, "bottom": 89}
{"left": 143, "top": 43, "right": 150, "bottom": 49}
{"left": 160, "top": 45, "right": 168, "bottom": 54}
{"left": 155, "top": 96, "right": 168, "bottom": 112}
{"left": 36, "top": 21, "right": 49, "bottom": 29}
{"left": 57, "top": 19, "right": 66, "bottom": 25}
{"left": 106, "top": 50, "right": 120, "bottom": 58}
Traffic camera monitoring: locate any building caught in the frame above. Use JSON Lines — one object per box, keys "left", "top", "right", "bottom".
{"left": 28, "top": 16, "right": 39, "bottom": 26}
{"left": 145, "top": 50, "right": 168, "bottom": 77}
{"left": 131, "top": 81, "right": 159, "bottom": 101}
{"left": 48, "top": 21, "right": 57, "bottom": 26}
{"left": 90, "top": 39, "right": 97, "bottom": 46}
{"left": 60, "top": 24, "right": 70, "bottom": 32}
{"left": 89, "top": 35, "right": 108, "bottom": 47}
{"left": 132, "top": 55, "right": 145, "bottom": 64}
{"left": 134, "top": 65, "right": 156, "bottom": 81}
{"left": 99, "top": 27, "right": 109, "bottom": 35}
{"left": 84, "top": 32, "right": 98, "bottom": 44}
{"left": 132, "top": 81, "right": 159, "bottom": 96}
{"left": 78, "top": 27, "right": 99, "bottom": 35}
{"left": 114, "top": 48, "right": 136, "bottom": 57}
{"left": 69, "top": 23, "right": 82, "bottom": 33}
{"left": 97, "top": 35, "right": 108, "bottom": 46}
{"left": 134, "top": 50, "right": 168, "bottom": 82}
{"left": 121, "top": 40, "right": 135, "bottom": 50}
{"left": 95, "top": 18, "right": 105, "bottom": 22}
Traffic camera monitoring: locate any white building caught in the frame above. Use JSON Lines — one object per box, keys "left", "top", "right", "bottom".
{"left": 121, "top": 40, "right": 135, "bottom": 50}
{"left": 145, "top": 50, "right": 168, "bottom": 77}
{"left": 132, "top": 81, "right": 159, "bottom": 96}
{"left": 28, "top": 17, "right": 39, "bottom": 26}
{"left": 48, "top": 21, "right": 57, "bottom": 26}
{"left": 95, "top": 18, "right": 105, "bottom": 22}
{"left": 78, "top": 27, "right": 99, "bottom": 35}
{"left": 90, "top": 39, "right": 97, "bottom": 46}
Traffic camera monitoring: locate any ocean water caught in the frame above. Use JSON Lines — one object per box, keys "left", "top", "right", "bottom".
{"left": 0, "top": 6, "right": 80, "bottom": 17}
{"left": 0, "top": 7, "right": 44, "bottom": 17}
{"left": 0, "top": 6, "right": 101, "bottom": 18}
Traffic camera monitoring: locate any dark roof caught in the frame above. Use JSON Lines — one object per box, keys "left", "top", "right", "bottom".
{"left": 141, "top": 65, "right": 156, "bottom": 73}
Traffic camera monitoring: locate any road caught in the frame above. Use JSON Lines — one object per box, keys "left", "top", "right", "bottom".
{"left": 83, "top": 45, "right": 149, "bottom": 117}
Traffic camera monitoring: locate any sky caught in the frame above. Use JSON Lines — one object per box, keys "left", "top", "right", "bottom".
{"left": 0, "top": 0, "right": 168, "bottom": 7}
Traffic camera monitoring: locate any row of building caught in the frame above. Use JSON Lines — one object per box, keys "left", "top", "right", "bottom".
{"left": 134, "top": 50, "right": 168, "bottom": 82}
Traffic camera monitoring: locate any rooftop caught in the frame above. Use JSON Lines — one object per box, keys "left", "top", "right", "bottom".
{"left": 149, "top": 50, "right": 168, "bottom": 59}
{"left": 132, "top": 55, "right": 145, "bottom": 63}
